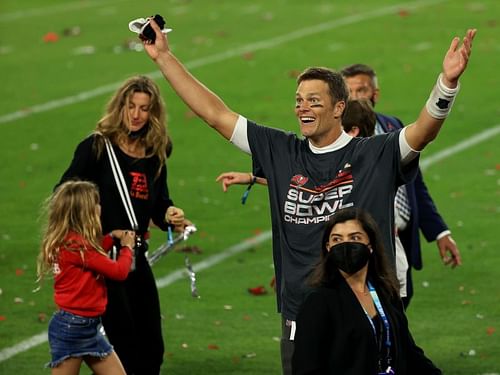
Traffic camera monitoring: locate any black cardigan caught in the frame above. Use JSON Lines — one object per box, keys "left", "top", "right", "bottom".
{"left": 292, "top": 277, "right": 441, "bottom": 375}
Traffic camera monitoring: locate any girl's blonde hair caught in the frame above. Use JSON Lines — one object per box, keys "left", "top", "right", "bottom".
{"left": 37, "top": 180, "right": 105, "bottom": 281}
{"left": 93, "top": 75, "right": 168, "bottom": 177}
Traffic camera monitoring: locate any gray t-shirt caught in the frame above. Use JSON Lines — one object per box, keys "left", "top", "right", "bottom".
{"left": 247, "top": 120, "right": 418, "bottom": 320}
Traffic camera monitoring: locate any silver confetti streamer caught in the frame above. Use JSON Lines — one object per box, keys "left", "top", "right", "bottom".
{"left": 147, "top": 225, "right": 197, "bottom": 266}
{"left": 185, "top": 255, "right": 200, "bottom": 298}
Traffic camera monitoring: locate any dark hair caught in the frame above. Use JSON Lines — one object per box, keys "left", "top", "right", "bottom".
{"left": 297, "top": 67, "right": 349, "bottom": 106}
{"left": 340, "top": 63, "right": 377, "bottom": 83}
{"left": 342, "top": 99, "right": 376, "bottom": 137}
{"left": 308, "top": 207, "right": 400, "bottom": 298}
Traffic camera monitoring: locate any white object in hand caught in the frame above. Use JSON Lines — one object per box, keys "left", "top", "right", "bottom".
{"left": 128, "top": 18, "right": 172, "bottom": 35}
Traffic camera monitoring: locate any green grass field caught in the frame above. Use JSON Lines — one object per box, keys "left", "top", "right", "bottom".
{"left": 0, "top": 0, "right": 499, "bottom": 373}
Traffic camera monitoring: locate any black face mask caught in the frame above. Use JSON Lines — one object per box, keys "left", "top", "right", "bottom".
{"left": 327, "top": 242, "right": 371, "bottom": 274}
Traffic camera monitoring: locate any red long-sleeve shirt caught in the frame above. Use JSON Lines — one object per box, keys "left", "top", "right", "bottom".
{"left": 53, "top": 231, "right": 132, "bottom": 317}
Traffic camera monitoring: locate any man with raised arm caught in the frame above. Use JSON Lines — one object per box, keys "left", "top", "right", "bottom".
{"left": 142, "top": 20, "right": 475, "bottom": 374}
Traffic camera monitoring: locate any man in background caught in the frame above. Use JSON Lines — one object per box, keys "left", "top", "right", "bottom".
{"left": 341, "top": 64, "right": 462, "bottom": 307}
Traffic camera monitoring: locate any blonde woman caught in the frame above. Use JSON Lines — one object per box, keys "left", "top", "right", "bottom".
{"left": 38, "top": 180, "right": 135, "bottom": 375}
{"left": 57, "top": 76, "right": 185, "bottom": 374}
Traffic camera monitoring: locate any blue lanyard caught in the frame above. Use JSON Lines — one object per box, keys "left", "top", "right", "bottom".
{"left": 362, "top": 281, "right": 391, "bottom": 349}
{"left": 362, "top": 282, "right": 394, "bottom": 374}
{"left": 241, "top": 175, "right": 257, "bottom": 204}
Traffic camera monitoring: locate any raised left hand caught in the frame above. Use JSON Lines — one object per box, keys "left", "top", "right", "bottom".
{"left": 442, "top": 28, "right": 477, "bottom": 87}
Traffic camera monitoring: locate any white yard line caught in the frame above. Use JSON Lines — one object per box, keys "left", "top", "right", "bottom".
{"left": 156, "top": 230, "right": 273, "bottom": 289}
{"left": 0, "top": 0, "right": 130, "bottom": 22}
{"left": 0, "top": 0, "right": 446, "bottom": 125}
{"left": 0, "top": 333, "right": 48, "bottom": 363}
{"left": 420, "top": 125, "right": 500, "bottom": 171}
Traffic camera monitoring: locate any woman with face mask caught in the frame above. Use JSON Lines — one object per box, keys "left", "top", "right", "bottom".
{"left": 292, "top": 207, "right": 442, "bottom": 375}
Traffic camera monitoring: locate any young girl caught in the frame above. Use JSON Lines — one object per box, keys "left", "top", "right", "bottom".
{"left": 37, "top": 180, "right": 135, "bottom": 375}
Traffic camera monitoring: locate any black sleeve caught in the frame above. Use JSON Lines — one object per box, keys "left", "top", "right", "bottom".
{"left": 247, "top": 120, "right": 297, "bottom": 183}
{"left": 56, "top": 135, "right": 99, "bottom": 189}
{"left": 150, "top": 163, "right": 174, "bottom": 231}
{"left": 292, "top": 291, "right": 330, "bottom": 375}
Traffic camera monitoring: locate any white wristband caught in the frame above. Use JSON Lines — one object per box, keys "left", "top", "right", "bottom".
{"left": 425, "top": 73, "right": 460, "bottom": 119}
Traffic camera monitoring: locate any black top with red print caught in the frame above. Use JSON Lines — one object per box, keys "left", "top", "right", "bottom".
{"left": 247, "top": 120, "right": 419, "bottom": 320}
{"left": 58, "top": 134, "right": 173, "bottom": 235}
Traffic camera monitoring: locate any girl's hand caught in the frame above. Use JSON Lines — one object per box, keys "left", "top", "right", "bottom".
{"left": 120, "top": 230, "right": 136, "bottom": 249}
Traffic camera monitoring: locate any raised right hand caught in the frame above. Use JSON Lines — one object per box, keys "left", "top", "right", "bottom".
{"left": 142, "top": 17, "right": 170, "bottom": 61}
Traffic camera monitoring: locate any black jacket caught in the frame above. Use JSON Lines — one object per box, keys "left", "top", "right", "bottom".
{"left": 292, "top": 276, "right": 441, "bottom": 374}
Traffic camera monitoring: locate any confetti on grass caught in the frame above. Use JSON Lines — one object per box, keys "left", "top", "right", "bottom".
{"left": 248, "top": 285, "right": 268, "bottom": 296}
{"left": 63, "top": 26, "right": 81, "bottom": 37}
{"left": 43, "top": 32, "right": 59, "bottom": 43}
{"left": 242, "top": 52, "right": 254, "bottom": 60}
{"left": 38, "top": 313, "right": 47, "bottom": 323}
{"left": 176, "top": 245, "right": 202, "bottom": 254}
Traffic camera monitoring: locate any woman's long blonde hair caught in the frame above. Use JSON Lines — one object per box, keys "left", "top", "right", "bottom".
{"left": 37, "top": 180, "right": 105, "bottom": 281}
{"left": 93, "top": 75, "right": 168, "bottom": 177}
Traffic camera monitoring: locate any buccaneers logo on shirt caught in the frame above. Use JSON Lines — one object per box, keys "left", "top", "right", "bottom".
{"left": 291, "top": 174, "right": 309, "bottom": 187}
{"left": 130, "top": 172, "right": 149, "bottom": 200}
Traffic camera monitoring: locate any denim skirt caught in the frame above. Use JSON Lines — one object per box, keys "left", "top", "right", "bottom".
{"left": 46, "top": 310, "right": 113, "bottom": 368}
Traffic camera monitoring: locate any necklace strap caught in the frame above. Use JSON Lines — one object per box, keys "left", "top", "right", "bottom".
{"left": 103, "top": 137, "right": 139, "bottom": 230}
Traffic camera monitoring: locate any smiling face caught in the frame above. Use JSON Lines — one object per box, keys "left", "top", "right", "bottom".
{"left": 124, "top": 92, "right": 151, "bottom": 133}
{"left": 294, "top": 79, "right": 345, "bottom": 147}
